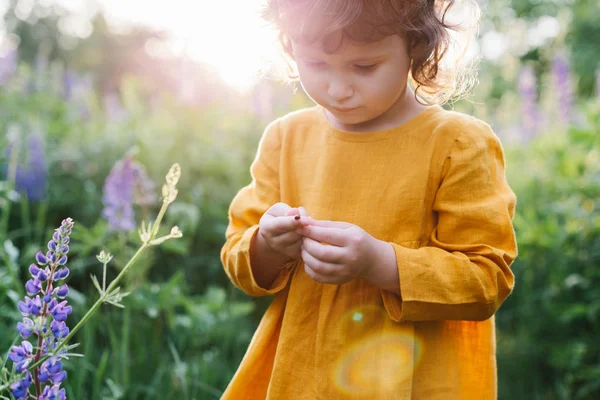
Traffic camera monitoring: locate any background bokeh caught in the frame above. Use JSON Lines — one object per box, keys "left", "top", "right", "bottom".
{"left": 0, "top": 0, "right": 599, "bottom": 398}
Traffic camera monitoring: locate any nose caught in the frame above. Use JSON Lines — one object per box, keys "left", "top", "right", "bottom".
{"left": 327, "top": 75, "right": 353, "bottom": 102}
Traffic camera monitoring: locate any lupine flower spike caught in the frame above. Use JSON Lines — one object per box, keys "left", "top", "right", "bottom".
{"left": 102, "top": 152, "right": 157, "bottom": 232}
{"left": 9, "top": 218, "right": 73, "bottom": 400}
{"left": 1, "top": 164, "right": 184, "bottom": 398}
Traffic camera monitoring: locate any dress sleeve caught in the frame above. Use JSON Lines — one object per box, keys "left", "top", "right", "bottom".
{"left": 220, "top": 120, "right": 295, "bottom": 297}
{"left": 381, "top": 122, "right": 518, "bottom": 322}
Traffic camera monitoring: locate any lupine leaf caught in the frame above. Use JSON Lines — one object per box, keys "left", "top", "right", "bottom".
{"left": 61, "top": 352, "right": 84, "bottom": 358}
{"left": 106, "top": 300, "right": 125, "bottom": 309}
{"left": 91, "top": 274, "right": 103, "bottom": 295}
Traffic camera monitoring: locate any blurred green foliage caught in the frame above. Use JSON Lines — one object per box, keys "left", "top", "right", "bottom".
{"left": 498, "top": 102, "right": 600, "bottom": 399}
{"left": 0, "top": 64, "right": 269, "bottom": 397}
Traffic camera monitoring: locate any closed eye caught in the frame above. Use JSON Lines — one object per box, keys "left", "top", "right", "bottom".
{"left": 354, "top": 64, "right": 378, "bottom": 73}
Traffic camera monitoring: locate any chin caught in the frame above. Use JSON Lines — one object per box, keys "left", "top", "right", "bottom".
{"left": 327, "top": 109, "right": 368, "bottom": 123}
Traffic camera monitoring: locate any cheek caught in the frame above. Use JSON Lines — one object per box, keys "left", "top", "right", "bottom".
{"left": 363, "top": 70, "right": 407, "bottom": 104}
{"left": 298, "top": 69, "right": 324, "bottom": 99}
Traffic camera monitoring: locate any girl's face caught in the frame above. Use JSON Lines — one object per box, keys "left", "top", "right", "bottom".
{"left": 292, "top": 34, "right": 414, "bottom": 132}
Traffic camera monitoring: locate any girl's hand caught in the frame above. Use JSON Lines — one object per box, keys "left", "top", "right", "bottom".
{"left": 259, "top": 203, "right": 312, "bottom": 261}
{"left": 298, "top": 220, "right": 381, "bottom": 285}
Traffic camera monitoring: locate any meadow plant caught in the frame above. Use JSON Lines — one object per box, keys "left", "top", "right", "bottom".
{"left": 102, "top": 153, "right": 157, "bottom": 232}
{"left": 0, "top": 48, "right": 17, "bottom": 85}
{"left": 3, "top": 129, "right": 48, "bottom": 202}
{"left": 517, "top": 65, "right": 539, "bottom": 138}
{"left": 0, "top": 163, "right": 184, "bottom": 399}
{"left": 551, "top": 53, "right": 574, "bottom": 125}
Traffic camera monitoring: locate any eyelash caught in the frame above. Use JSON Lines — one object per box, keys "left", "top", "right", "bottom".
{"left": 304, "top": 61, "right": 378, "bottom": 73}
{"left": 354, "top": 64, "right": 378, "bottom": 73}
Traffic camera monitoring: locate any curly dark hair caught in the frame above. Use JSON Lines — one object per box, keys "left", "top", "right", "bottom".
{"left": 263, "top": 0, "right": 480, "bottom": 104}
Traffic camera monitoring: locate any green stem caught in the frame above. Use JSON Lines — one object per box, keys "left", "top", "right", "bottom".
{"left": 1, "top": 250, "right": 23, "bottom": 298}
{"left": 53, "top": 243, "right": 148, "bottom": 355}
{"left": 151, "top": 201, "right": 169, "bottom": 238}
{"left": 34, "top": 200, "right": 48, "bottom": 247}
{"left": 20, "top": 195, "right": 31, "bottom": 244}
{"left": 118, "top": 231, "right": 126, "bottom": 270}
{"left": 102, "top": 261, "right": 107, "bottom": 292}
{"left": 0, "top": 136, "right": 19, "bottom": 238}
{"left": 50, "top": 198, "right": 172, "bottom": 356}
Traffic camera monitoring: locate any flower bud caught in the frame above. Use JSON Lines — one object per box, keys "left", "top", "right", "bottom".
{"left": 36, "top": 251, "right": 48, "bottom": 265}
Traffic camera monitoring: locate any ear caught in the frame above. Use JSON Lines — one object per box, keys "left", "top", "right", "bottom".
{"left": 408, "top": 38, "right": 427, "bottom": 61}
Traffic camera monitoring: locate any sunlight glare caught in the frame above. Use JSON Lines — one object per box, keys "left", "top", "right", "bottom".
{"left": 101, "top": 0, "right": 279, "bottom": 91}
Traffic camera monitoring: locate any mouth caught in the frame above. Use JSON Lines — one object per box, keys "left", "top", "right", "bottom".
{"left": 330, "top": 106, "right": 358, "bottom": 113}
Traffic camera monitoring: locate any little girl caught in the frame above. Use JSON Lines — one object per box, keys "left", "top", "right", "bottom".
{"left": 221, "top": 0, "right": 517, "bottom": 399}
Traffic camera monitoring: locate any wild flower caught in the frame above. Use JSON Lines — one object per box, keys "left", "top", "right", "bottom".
{"left": 102, "top": 154, "right": 157, "bottom": 232}
{"left": 4, "top": 130, "right": 48, "bottom": 201}
{"left": 8, "top": 218, "right": 73, "bottom": 399}
{"left": 0, "top": 47, "right": 17, "bottom": 85}
{"left": 1, "top": 164, "right": 183, "bottom": 398}
{"left": 517, "top": 65, "right": 539, "bottom": 138}
{"left": 102, "top": 156, "right": 137, "bottom": 232}
{"left": 551, "top": 53, "right": 574, "bottom": 125}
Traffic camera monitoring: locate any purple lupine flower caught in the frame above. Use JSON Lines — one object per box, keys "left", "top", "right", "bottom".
{"left": 102, "top": 155, "right": 158, "bottom": 231}
{"left": 25, "top": 278, "right": 43, "bottom": 295}
{"left": 132, "top": 162, "right": 157, "bottom": 206}
{"left": 53, "top": 267, "right": 70, "bottom": 280}
{"left": 0, "top": 47, "right": 18, "bottom": 85}
{"left": 6, "top": 132, "right": 48, "bottom": 201}
{"left": 50, "top": 320, "right": 69, "bottom": 339}
{"left": 102, "top": 157, "right": 137, "bottom": 231}
{"left": 62, "top": 69, "right": 93, "bottom": 120}
{"left": 49, "top": 300, "right": 72, "bottom": 322}
{"left": 17, "top": 295, "right": 43, "bottom": 316}
{"left": 8, "top": 341, "right": 34, "bottom": 373}
{"left": 9, "top": 372, "right": 32, "bottom": 400}
{"left": 551, "top": 53, "right": 574, "bottom": 125}
{"left": 55, "top": 284, "right": 69, "bottom": 298}
{"left": 517, "top": 65, "right": 539, "bottom": 139}
{"left": 10, "top": 218, "right": 73, "bottom": 400}
{"left": 62, "top": 69, "right": 76, "bottom": 101}
{"left": 39, "top": 385, "right": 66, "bottom": 400}
{"left": 103, "top": 92, "right": 128, "bottom": 121}
{"left": 38, "top": 357, "right": 66, "bottom": 384}
{"left": 17, "top": 318, "right": 35, "bottom": 338}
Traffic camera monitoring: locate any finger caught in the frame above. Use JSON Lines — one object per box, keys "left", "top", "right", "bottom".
{"left": 309, "top": 220, "right": 354, "bottom": 229}
{"left": 270, "top": 230, "right": 302, "bottom": 247}
{"left": 295, "top": 216, "right": 316, "bottom": 232}
{"left": 303, "top": 263, "right": 339, "bottom": 285}
{"left": 267, "top": 202, "right": 293, "bottom": 217}
{"left": 299, "top": 225, "right": 348, "bottom": 247}
{"left": 299, "top": 207, "right": 309, "bottom": 217}
{"left": 301, "top": 247, "right": 340, "bottom": 277}
{"left": 302, "top": 237, "right": 345, "bottom": 264}
{"left": 270, "top": 215, "right": 306, "bottom": 234}
{"left": 282, "top": 239, "right": 303, "bottom": 259}
{"left": 286, "top": 207, "right": 300, "bottom": 217}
